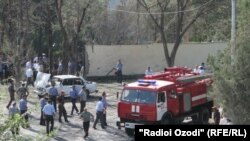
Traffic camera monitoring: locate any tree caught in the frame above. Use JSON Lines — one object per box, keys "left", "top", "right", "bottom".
{"left": 0, "top": 0, "right": 35, "bottom": 82}
{"left": 190, "top": 1, "right": 231, "bottom": 42}
{"left": 54, "top": 0, "right": 104, "bottom": 74}
{"left": 208, "top": 0, "right": 250, "bottom": 124}
{"left": 137, "top": 0, "right": 227, "bottom": 66}
{"left": 91, "top": 0, "right": 138, "bottom": 45}
{"left": 31, "top": 0, "right": 56, "bottom": 73}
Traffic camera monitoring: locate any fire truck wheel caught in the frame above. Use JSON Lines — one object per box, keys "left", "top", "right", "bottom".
{"left": 191, "top": 115, "right": 199, "bottom": 124}
{"left": 199, "top": 108, "right": 209, "bottom": 124}
{"left": 174, "top": 117, "right": 184, "bottom": 124}
{"left": 161, "top": 113, "right": 172, "bottom": 124}
{"left": 125, "top": 128, "right": 134, "bottom": 136}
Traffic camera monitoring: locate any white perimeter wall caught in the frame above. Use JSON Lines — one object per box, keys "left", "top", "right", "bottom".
{"left": 86, "top": 42, "right": 227, "bottom": 76}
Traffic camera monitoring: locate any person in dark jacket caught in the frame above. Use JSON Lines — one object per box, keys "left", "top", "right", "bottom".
{"left": 57, "top": 91, "right": 69, "bottom": 123}
{"left": 213, "top": 106, "right": 221, "bottom": 125}
{"left": 80, "top": 108, "right": 94, "bottom": 138}
{"left": 17, "top": 82, "right": 29, "bottom": 100}
{"left": 6, "top": 79, "right": 15, "bottom": 109}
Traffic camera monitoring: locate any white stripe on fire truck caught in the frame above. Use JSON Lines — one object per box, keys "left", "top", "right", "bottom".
{"left": 136, "top": 105, "right": 140, "bottom": 113}
{"left": 132, "top": 105, "right": 135, "bottom": 112}
{"left": 192, "top": 94, "right": 207, "bottom": 101}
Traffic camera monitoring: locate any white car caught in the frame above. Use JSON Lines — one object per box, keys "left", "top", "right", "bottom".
{"left": 34, "top": 72, "right": 98, "bottom": 97}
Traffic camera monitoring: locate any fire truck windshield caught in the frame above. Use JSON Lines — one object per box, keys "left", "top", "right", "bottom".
{"left": 121, "top": 89, "right": 156, "bottom": 104}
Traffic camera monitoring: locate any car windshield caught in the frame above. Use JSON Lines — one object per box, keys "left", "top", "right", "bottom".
{"left": 52, "top": 78, "right": 84, "bottom": 86}
{"left": 121, "top": 89, "right": 156, "bottom": 104}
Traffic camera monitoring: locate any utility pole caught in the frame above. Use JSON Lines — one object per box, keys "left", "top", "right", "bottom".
{"left": 231, "top": 0, "right": 236, "bottom": 66}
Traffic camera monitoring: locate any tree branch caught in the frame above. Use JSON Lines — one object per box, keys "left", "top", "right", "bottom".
{"left": 137, "top": 0, "right": 161, "bottom": 29}
{"left": 180, "top": 0, "right": 216, "bottom": 38}
{"left": 55, "top": 0, "right": 66, "bottom": 35}
{"left": 77, "top": 1, "right": 91, "bottom": 33}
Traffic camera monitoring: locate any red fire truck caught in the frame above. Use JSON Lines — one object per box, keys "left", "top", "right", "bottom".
{"left": 117, "top": 67, "right": 213, "bottom": 136}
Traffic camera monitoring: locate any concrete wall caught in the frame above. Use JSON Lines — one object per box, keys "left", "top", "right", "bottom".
{"left": 86, "top": 42, "right": 227, "bottom": 76}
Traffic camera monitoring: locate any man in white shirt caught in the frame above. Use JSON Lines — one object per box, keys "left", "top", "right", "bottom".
{"left": 43, "top": 99, "right": 56, "bottom": 135}
{"left": 145, "top": 66, "right": 154, "bottom": 76}
{"left": 25, "top": 60, "right": 32, "bottom": 69}
{"left": 33, "top": 61, "right": 40, "bottom": 80}
{"left": 25, "top": 68, "right": 34, "bottom": 87}
{"left": 79, "top": 86, "right": 87, "bottom": 113}
{"left": 57, "top": 60, "right": 63, "bottom": 75}
{"left": 193, "top": 65, "right": 199, "bottom": 73}
{"left": 93, "top": 97, "right": 105, "bottom": 129}
{"left": 115, "top": 59, "right": 123, "bottom": 83}
{"left": 198, "top": 66, "right": 205, "bottom": 75}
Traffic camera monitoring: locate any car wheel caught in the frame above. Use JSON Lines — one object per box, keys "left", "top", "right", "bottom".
{"left": 161, "top": 112, "right": 173, "bottom": 125}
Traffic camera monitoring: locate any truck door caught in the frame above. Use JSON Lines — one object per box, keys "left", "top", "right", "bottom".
{"left": 157, "top": 92, "right": 167, "bottom": 121}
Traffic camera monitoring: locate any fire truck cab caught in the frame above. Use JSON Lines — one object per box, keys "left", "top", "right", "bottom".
{"left": 117, "top": 67, "right": 213, "bottom": 136}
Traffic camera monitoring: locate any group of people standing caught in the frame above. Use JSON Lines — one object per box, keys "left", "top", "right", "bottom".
{"left": 39, "top": 84, "right": 88, "bottom": 135}
{"left": 24, "top": 54, "right": 86, "bottom": 88}
{"left": 39, "top": 84, "right": 108, "bottom": 138}
{"left": 6, "top": 76, "right": 109, "bottom": 138}
{"left": 7, "top": 79, "right": 30, "bottom": 135}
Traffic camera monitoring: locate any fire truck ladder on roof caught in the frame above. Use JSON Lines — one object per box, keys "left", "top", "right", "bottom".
{"left": 176, "top": 73, "right": 213, "bottom": 83}
{"left": 144, "top": 67, "right": 193, "bottom": 80}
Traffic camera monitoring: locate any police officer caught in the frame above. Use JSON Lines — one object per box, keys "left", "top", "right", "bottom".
{"left": 70, "top": 85, "right": 79, "bottom": 115}
{"left": 48, "top": 81, "right": 58, "bottom": 112}
{"left": 43, "top": 99, "right": 56, "bottom": 135}
{"left": 19, "top": 95, "right": 29, "bottom": 128}
{"left": 78, "top": 86, "right": 87, "bottom": 113}
{"left": 40, "top": 93, "right": 48, "bottom": 125}
{"left": 93, "top": 97, "right": 105, "bottom": 129}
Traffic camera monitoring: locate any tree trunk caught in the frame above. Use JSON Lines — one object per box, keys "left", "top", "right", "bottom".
{"left": 15, "top": 0, "right": 24, "bottom": 83}
{"left": 38, "top": 26, "right": 42, "bottom": 53}
{"left": 137, "top": 0, "right": 217, "bottom": 68}
{"left": 0, "top": 3, "right": 7, "bottom": 48}
{"left": 47, "top": 2, "right": 53, "bottom": 73}
{"left": 55, "top": 0, "right": 70, "bottom": 73}
{"left": 170, "top": 37, "right": 182, "bottom": 67}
